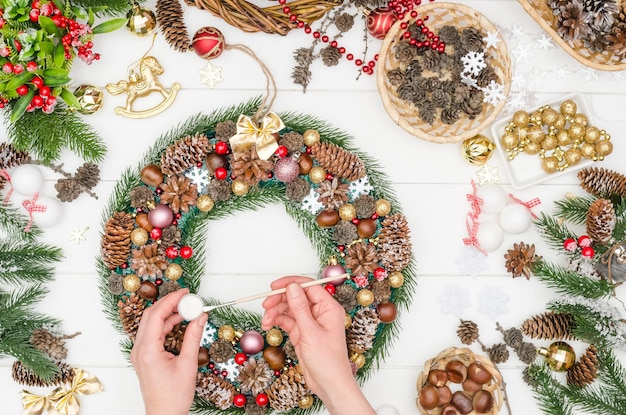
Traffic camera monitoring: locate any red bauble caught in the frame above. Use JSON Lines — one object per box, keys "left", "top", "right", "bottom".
{"left": 233, "top": 394, "right": 246, "bottom": 408}
{"left": 165, "top": 246, "right": 179, "bottom": 259}
{"left": 366, "top": 8, "right": 397, "bottom": 40}
{"left": 235, "top": 352, "right": 247, "bottom": 365}
{"left": 150, "top": 227, "right": 162, "bottom": 240}
{"left": 214, "top": 141, "right": 229, "bottom": 155}
{"left": 275, "top": 145, "right": 288, "bottom": 158}
{"left": 180, "top": 245, "right": 193, "bottom": 259}
{"left": 324, "top": 284, "right": 336, "bottom": 295}
{"left": 256, "top": 393, "right": 269, "bottom": 407}
{"left": 192, "top": 27, "right": 225, "bottom": 60}
{"left": 214, "top": 166, "right": 228, "bottom": 180}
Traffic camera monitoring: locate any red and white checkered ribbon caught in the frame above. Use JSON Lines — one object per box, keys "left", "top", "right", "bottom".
{"left": 463, "top": 180, "right": 486, "bottom": 254}
{"left": 22, "top": 192, "right": 47, "bottom": 232}
{"left": 0, "top": 169, "right": 13, "bottom": 204}
{"left": 508, "top": 193, "right": 541, "bottom": 219}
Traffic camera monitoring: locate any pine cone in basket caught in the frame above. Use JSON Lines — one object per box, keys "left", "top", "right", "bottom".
{"left": 557, "top": 2, "right": 593, "bottom": 42}
{"left": 101, "top": 212, "right": 134, "bottom": 269}
{"left": 586, "top": 198, "right": 616, "bottom": 244}
{"left": 607, "top": 21, "right": 626, "bottom": 57}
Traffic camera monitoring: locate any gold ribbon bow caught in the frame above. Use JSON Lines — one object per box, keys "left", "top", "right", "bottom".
{"left": 229, "top": 112, "right": 284, "bottom": 160}
{"left": 22, "top": 369, "right": 104, "bottom": 415}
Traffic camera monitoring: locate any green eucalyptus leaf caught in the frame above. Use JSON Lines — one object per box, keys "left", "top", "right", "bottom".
{"left": 92, "top": 18, "right": 127, "bottom": 34}
{"left": 6, "top": 73, "right": 34, "bottom": 91}
{"left": 38, "top": 41, "right": 54, "bottom": 55}
{"left": 10, "top": 90, "right": 35, "bottom": 122}
{"left": 60, "top": 87, "right": 80, "bottom": 109}
{"left": 43, "top": 68, "right": 69, "bottom": 78}
{"left": 88, "top": 8, "right": 95, "bottom": 26}
{"left": 53, "top": 44, "right": 66, "bottom": 68}
{"left": 42, "top": 77, "right": 70, "bottom": 87}
{"left": 38, "top": 16, "right": 59, "bottom": 36}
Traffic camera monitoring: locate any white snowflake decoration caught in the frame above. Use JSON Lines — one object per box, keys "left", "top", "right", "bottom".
{"left": 349, "top": 176, "right": 373, "bottom": 198}
{"left": 477, "top": 285, "right": 509, "bottom": 320}
{"left": 216, "top": 358, "right": 240, "bottom": 382}
{"left": 553, "top": 64, "right": 571, "bottom": 81}
{"left": 504, "top": 91, "right": 534, "bottom": 114}
{"left": 455, "top": 245, "right": 488, "bottom": 278}
{"left": 461, "top": 51, "right": 487, "bottom": 77}
{"left": 579, "top": 67, "right": 600, "bottom": 82}
{"left": 535, "top": 34, "right": 554, "bottom": 52}
{"left": 511, "top": 43, "right": 534, "bottom": 64}
{"left": 69, "top": 226, "right": 89, "bottom": 245}
{"left": 610, "top": 71, "right": 626, "bottom": 82}
{"left": 436, "top": 284, "right": 471, "bottom": 318}
{"left": 509, "top": 24, "right": 528, "bottom": 39}
{"left": 201, "top": 322, "right": 217, "bottom": 348}
{"left": 483, "top": 31, "right": 501, "bottom": 50}
{"left": 481, "top": 80, "right": 506, "bottom": 105}
{"left": 476, "top": 164, "right": 500, "bottom": 185}
{"left": 460, "top": 72, "right": 478, "bottom": 89}
{"left": 198, "top": 61, "right": 223, "bottom": 88}
{"left": 301, "top": 188, "right": 324, "bottom": 214}
{"left": 185, "top": 166, "right": 210, "bottom": 193}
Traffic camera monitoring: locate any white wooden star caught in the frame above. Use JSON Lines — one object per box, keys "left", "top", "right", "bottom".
{"left": 198, "top": 62, "right": 223, "bottom": 88}
{"left": 69, "top": 226, "right": 89, "bottom": 245}
{"left": 483, "top": 31, "right": 501, "bottom": 50}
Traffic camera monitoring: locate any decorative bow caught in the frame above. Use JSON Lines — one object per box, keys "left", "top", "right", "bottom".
{"left": 0, "top": 169, "right": 13, "bottom": 204}
{"left": 21, "top": 369, "right": 104, "bottom": 415}
{"left": 508, "top": 193, "right": 541, "bottom": 219}
{"left": 229, "top": 112, "right": 284, "bottom": 160}
{"left": 463, "top": 180, "right": 486, "bottom": 255}
{"left": 22, "top": 192, "right": 46, "bottom": 232}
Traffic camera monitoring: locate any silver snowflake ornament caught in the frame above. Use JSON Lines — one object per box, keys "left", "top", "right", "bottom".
{"left": 461, "top": 51, "right": 487, "bottom": 77}
{"left": 483, "top": 31, "right": 501, "bottom": 50}
{"left": 185, "top": 166, "right": 211, "bottom": 193}
{"left": 216, "top": 358, "right": 240, "bottom": 382}
{"left": 349, "top": 176, "right": 374, "bottom": 198}
{"left": 199, "top": 61, "right": 223, "bottom": 88}
{"left": 301, "top": 188, "right": 324, "bottom": 214}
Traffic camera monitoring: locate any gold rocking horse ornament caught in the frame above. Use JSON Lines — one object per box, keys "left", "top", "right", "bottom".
{"left": 106, "top": 56, "right": 180, "bottom": 118}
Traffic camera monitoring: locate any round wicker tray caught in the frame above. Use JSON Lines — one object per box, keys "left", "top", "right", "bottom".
{"left": 416, "top": 347, "right": 504, "bottom": 415}
{"left": 517, "top": 0, "right": 626, "bottom": 71}
{"left": 377, "top": 2, "right": 511, "bottom": 144}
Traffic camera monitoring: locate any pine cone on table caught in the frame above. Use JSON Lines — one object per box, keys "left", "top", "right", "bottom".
{"left": 586, "top": 198, "right": 616, "bottom": 244}
{"left": 75, "top": 163, "right": 100, "bottom": 189}
{"left": 196, "top": 371, "right": 237, "bottom": 410}
{"left": 457, "top": 320, "right": 479, "bottom": 345}
{"left": 578, "top": 166, "right": 626, "bottom": 198}
{"left": 237, "top": 357, "right": 273, "bottom": 395}
{"left": 345, "top": 241, "right": 379, "bottom": 277}
{"left": 156, "top": 0, "right": 192, "bottom": 52}
{"left": 499, "top": 325, "right": 524, "bottom": 350}
{"left": 118, "top": 293, "right": 146, "bottom": 339}
{"left": 101, "top": 212, "right": 134, "bottom": 269}
{"left": 504, "top": 242, "right": 538, "bottom": 279}
{"left": 159, "top": 174, "right": 198, "bottom": 213}
{"left": 291, "top": 65, "right": 311, "bottom": 92}
{"left": 487, "top": 343, "right": 510, "bottom": 364}
{"left": 566, "top": 344, "right": 599, "bottom": 387}
{"left": 346, "top": 308, "right": 380, "bottom": 353}
{"left": 310, "top": 142, "right": 366, "bottom": 182}
{"left": 317, "top": 177, "right": 349, "bottom": 209}
{"left": 266, "top": 366, "right": 309, "bottom": 412}
{"left": 130, "top": 243, "right": 168, "bottom": 279}
{"left": 30, "top": 328, "right": 69, "bottom": 360}
{"left": 12, "top": 360, "right": 74, "bottom": 387}
{"left": 515, "top": 342, "right": 538, "bottom": 364}
{"left": 231, "top": 147, "right": 274, "bottom": 186}
{"left": 161, "top": 133, "right": 211, "bottom": 175}
{"left": 55, "top": 178, "right": 82, "bottom": 202}
{"left": 320, "top": 45, "right": 341, "bottom": 66}
{"left": 377, "top": 214, "right": 412, "bottom": 272}
{"left": 521, "top": 311, "right": 575, "bottom": 340}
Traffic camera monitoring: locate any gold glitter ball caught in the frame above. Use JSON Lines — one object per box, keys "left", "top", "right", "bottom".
{"left": 339, "top": 204, "right": 356, "bottom": 221}
{"left": 564, "top": 148, "right": 582, "bottom": 166}
{"left": 554, "top": 114, "right": 566, "bottom": 129}
{"left": 541, "top": 107, "right": 559, "bottom": 125}
{"left": 542, "top": 156, "right": 559, "bottom": 173}
{"left": 266, "top": 328, "right": 284, "bottom": 346}
{"left": 375, "top": 199, "right": 392, "bottom": 217}
{"left": 356, "top": 289, "right": 374, "bottom": 307}
{"left": 500, "top": 132, "right": 518, "bottom": 150}
{"left": 218, "top": 325, "right": 235, "bottom": 341}
{"left": 527, "top": 125, "right": 545, "bottom": 144}
{"left": 165, "top": 263, "right": 183, "bottom": 281}
{"left": 309, "top": 166, "right": 326, "bottom": 184}
{"left": 196, "top": 195, "right": 214, "bottom": 212}
{"left": 388, "top": 271, "right": 404, "bottom": 288}
{"left": 568, "top": 123, "right": 585, "bottom": 140}
{"left": 231, "top": 179, "right": 249, "bottom": 196}
{"left": 584, "top": 126, "right": 601, "bottom": 143}
{"left": 350, "top": 352, "right": 366, "bottom": 369}
{"left": 462, "top": 135, "right": 495, "bottom": 166}
{"left": 303, "top": 129, "right": 321, "bottom": 146}
{"left": 530, "top": 111, "right": 542, "bottom": 124}
{"left": 555, "top": 130, "right": 571, "bottom": 147}
{"left": 573, "top": 113, "right": 588, "bottom": 126}
{"left": 525, "top": 142, "right": 541, "bottom": 155}
{"left": 512, "top": 110, "right": 530, "bottom": 127}
{"left": 74, "top": 84, "right": 103, "bottom": 114}
{"left": 580, "top": 142, "right": 596, "bottom": 158}
{"left": 345, "top": 313, "right": 352, "bottom": 328}
{"left": 560, "top": 99, "right": 577, "bottom": 117}
{"left": 541, "top": 135, "right": 557, "bottom": 151}
{"left": 298, "top": 395, "right": 314, "bottom": 409}
{"left": 123, "top": 274, "right": 141, "bottom": 293}
{"left": 595, "top": 139, "right": 613, "bottom": 157}
{"left": 131, "top": 227, "right": 149, "bottom": 246}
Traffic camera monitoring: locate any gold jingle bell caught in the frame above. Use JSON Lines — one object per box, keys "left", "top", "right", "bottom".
{"left": 74, "top": 84, "right": 103, "bottom": 114}
{"left": 127, "top": 3, "right": 157, "bottom": 36}
{"left": 462, "top": 135, "right": 495, "bottom": 166}
{"left": 537, "top": 341, "right": 576, "bottom": 371}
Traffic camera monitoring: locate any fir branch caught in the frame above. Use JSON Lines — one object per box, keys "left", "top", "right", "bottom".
{"left": 0, "top": 240, "right": 63, "bottom": 285}
{"left": 597, "top": 349, "right": 626, "bottom": 397}
{"left": 554, "top": 195, "right": 594, "bottom": 225}
{"left": 611, "top": 197, "right": 626, "bottom": 241}
{"left": 527, "top": 362, "right": 574, "bottom": 415}
{"left": 0, "top": 335, "right": 60, "bottom": 382}
{"left": 73, "top": 0, "right": 135, "bottom": 16}
{"left": 532, "top": 258, "right": 615, "bottom": 299}
{"left": 534, "top": 212, "right": 578, "bottom": 251}
{"left": 0, "top": 203, "right": 41, "bottom": 242}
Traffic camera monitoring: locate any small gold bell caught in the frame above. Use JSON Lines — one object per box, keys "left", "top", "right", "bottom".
{"left": 463, "top": 135, "right": 496, "bottom": 166}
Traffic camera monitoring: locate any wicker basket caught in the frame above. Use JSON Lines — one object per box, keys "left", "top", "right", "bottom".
{"left": 377, "top": 2, "right": 511, "bottom": 144}
{"left": 416, "top": 347, "right": 504, "bottom": 415}
{"left": 517, "top": 0, "right": 626, "bottom": 71}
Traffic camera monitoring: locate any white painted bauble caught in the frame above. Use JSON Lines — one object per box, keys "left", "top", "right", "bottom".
{"left": 11, "top": 164, "right": 44, "bottom": 195}
{"left": 28, "top": 195, "right": 64, "bottom": 228}
{"left": 476, "top": 221, "right": 504, "bottom": 252}
{"left": 475, "top": 183, "right": 508, "bottom": 214}
{"left": 499, "top": 203, "right": 533, "bottom": 234}
{"left": 376, "top": 405, "right": 400, "bottom": 415}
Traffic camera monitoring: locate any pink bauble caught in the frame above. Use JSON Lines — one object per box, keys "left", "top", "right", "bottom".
{"left": 192, "top": 27, "right": 225, "bottom": 60}
{"left": 322, "top": 264, "right": 347, "bottom": 285}
{"left": 274, "top": 157, "right": 299, "bottom": 183}
{"left": 366, "top": 8, "right": 397, "bottom": 40}
{"left": 148, "top": 204, "right": 174, "bottom": 228}
{"left": 239, "top": 330, "right": 264, "bottom": 355}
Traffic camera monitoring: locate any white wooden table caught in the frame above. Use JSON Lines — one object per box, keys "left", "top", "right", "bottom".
{"left": 1, "top": 1, "right": 625, "bottom": 413}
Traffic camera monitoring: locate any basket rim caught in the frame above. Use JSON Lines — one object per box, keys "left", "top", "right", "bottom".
{"left": 376, "top": 2, "right": 512, "bottom": 144}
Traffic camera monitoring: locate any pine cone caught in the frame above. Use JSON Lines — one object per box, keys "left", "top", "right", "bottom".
{"left": 130, "top": 186, "right": 155, "bottom": 210}
{"left": 130, "top": 243, "right": 168, "bottom": 279}
{"left": 557, "top": 2, "right": 592, "bottom": 41}
{"left": 460, "top": 27, "right": 484, "bottom": 51}
{"left": 231, "top": 146, "right": 274, "bottom": 186}
{"left": 164, "top": 323, "right": 186, "bottom": 354}
{"left": 497, "top": 324, "right": 524, "bottom": 349}
{"left": 237, "top": 357, "right": 273, "bottom": 395}
{"left": 487, "top": 343, "right": 510, "bottom": 364}
{"left": 345, "top": 241, "right": 379, "bottom": 277}
{"left": 457, "top": 320, "right": 479, "bottom": 345}
{"left": 586, "top": 198, "right": 616, "bottom": 244}
{"left": 55, "top": 178, "right": 82, "bottom": 202}
{"left": 101, "top": 212, "right": 134, "bottom": 269}
{"left": 209, "top": 339, "right": 235, "bottom": 363}
{"left": 160, "top": 224, "right": 182, "bottom": 247}
{"left": 215, "top": 120, "right": 237, "bottom": 142}
{"left": 377, "top": 214, "right": 412, "bottom": 272}
{"left": 608, "top": 21, "right": 626, "bottom": 57}
{"left": 332, "top": 220, "right": 358, "bottom": 246}
{"left": 161, "top": 133, "right": 211, "bottom": 175}
{"left": 310, "top": 142, "right": 366, "bottom": 182}
{"left": 504, "top": 242, "right": 538, "bottom": 279}
{"left": 346, "top": 308, "right": 380, "bottom": 353}
{"left": 159, "top": 174, "right": 198, "bottom": 213}
{"left": 291, "top": 65, "right": 311, "bottom": 92}
{"left": 12, "top": 360, "right": 74, "bottom": 387}
{"left": 207, "top": 179, "right": 232, "bottom": 202}
{"left": 334, "top": 12, "right": 355, "bottom": 32}
{"left": 515, "top": 342, "right": 538, "bottom": 364}
{"left": 196, "top": 371, "right": 236, "bottom": 410}
{"left": 521, "top": 312, "right": 575, "bottom": 340}
{"left": 353, "top": 194, "right": 376, "bottom": 218}
{"left": 75, "top": 163, "right": 100, "bottom": 189}
{"left": 159, "top": 280, "right": 181, "bottom": 298}
{"left": 578, "top": 167, "right": 626, "bottom": 198}
{"left": 118, "top": 293, "right": 145, "bottom": 339}
{"left": 371, "top": 279, "right": 391, "bottom": 303}
{"left": 279, "top": 131, "right": 304, "bottom": 153}
{"left": 283, "top": 339, "right": 298, "bottom": 361}
{"left": 108, "top": 272, "right": 124, "bottom": 295}
{"left": 566, "top": 344, "right": 599, "bottom": 387}
{"left": 156, "top": 0, "right": 192, "bottom": 52}
{"left": 317, "top": 177, "right": 349, "bottom": 209}
{"left": 320, "top": 45, "right": 341, "bottom": 66}
{"left": 266, "top": 365, "right": 309, "bottom": 412}
{"left": 286, "top": 177, "right": 310, "bottom": 201}
{"left": 0, "top": 142, "right": 29, "bottom": 169}
{"left": 30, "top": 328, "right": 68, "bottom": 360}
{"left": 335, "top": 283, "right": 358, "bottom": 312}
{"left": 245, "top": 397, "right": 267, "bottom": 415}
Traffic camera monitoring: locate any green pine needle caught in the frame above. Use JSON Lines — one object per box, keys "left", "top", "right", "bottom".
{"left": 532, "top": 259, "right": 614, "bottom": 299}
{"left": 554, "top": 195, "right": 595, "bottom": 225}
{"left": 527, "top": 363, "right": 574, "bottom": 415}
{"left": 534, "top": 212, "right": 578, "bottom": 251}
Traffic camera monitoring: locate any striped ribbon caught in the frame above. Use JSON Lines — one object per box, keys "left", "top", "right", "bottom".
{"left": 22, "top": 193, "right": 47, "bottom": 232}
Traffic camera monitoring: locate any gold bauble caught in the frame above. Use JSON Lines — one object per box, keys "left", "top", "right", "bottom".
{"left": 555, "top": 130, "right": 571, "bottom": 146}
{"left": 388, "top": 271, "right": 404, "bottom": 288}
{"left": 538, "top": 341, "right": 576, "bottom": 372}
{"left": 500, "top": 132, "right": 518, "bottom": 150}
{"left": 554, "top": 114, "right": 566, "bottom": 130}
{"left": 303, "top": 129, "right": 321, "bottom": 146}
{"left": 339, "top": 203, "right": 357, "bottom": 221}
{"left": 165, "top": 263, "right": 183, "bottom": 281}
{"left": 564, "top": 148, "right": 582, "bottom": 166}
{"left": 231, "top": 179, "right": 249, "bottom": 196}
{"left": 525, "top": 142, "right": 541, "bottom": 155}
{"left": 584, "top": 126, "right": 601, "bottom": 143}
{"left": 350, "top": 352, "right": 366, "bottom": 369}
{"left": 580, "top": 142, "right": 596, "bottom": 158}
{"left": 527, "top": 125, "right": 545, "bottom": 144}
{"left": 131, "top": 227, "right": 149, "bottom": 246}
{"left": 266, "top": 328, "right": 284, "bottom": 346}
{"left": 560, "top": 99, "right": 577, "bottom": 117}
{"left": 345, "top": 313, "right": 352, "bottom": 329}
{"left": 73, "top": 84, "right": 103, "bottom": 114}
{"left": 126, "top": 4, "right": 157, "bottom": 36}
{"left": 309, "top": 166, "right": 326, "bottom": 184}
{"left": 512, "top": 110, "right": 530, "bottom": 127}
{"left": 595, "top": 139, "right": 613, "bottom": 157}
{"left": 541, "top": 107, "right": 559, "bottom": 125}
{"left": 218, "top": 325, "right": 235, "bottom": 341}
{"left": 462, "top": 135, "right": 495, "bottom": 166}
{"left": 298, "top": 395, "right": 314, "bottom": 409}
{"left": 123, "top": 274, "right": 141, "bottom": 292}
{"left": 356, "top": 289, "right": 374, "bottom": 307}
{"left": 541, "top": 135, "right": 557, "bottom": 150}
{"left": 196, "top": 195, "right": 214, "bottom": 212}
{"left": 375, "top": 199, "right": 392, "bottom": 217}
{"left": 542, "top": 156, "right": 559, "bottom": 173}
{"left": 568, "top": 123, "right": 585, "bottom": 140}
{"left": 529, "top": 111, "right": 542, "bottom": 124}
{"left": 573, "top": 113, "right": 588, "bottom": 126}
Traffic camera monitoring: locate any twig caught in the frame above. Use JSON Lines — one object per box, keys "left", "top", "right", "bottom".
{"left": 476, "top": 337, "right": 514, "bottom": 415}
{"left": 29, "top": 160, "right": 99, "bottom": 200}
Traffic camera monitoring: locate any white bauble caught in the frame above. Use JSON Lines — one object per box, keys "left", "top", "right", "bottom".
{"left": 26, "top": 195, "right": 64, "bottom": 228}
{"left": 476, "top": 221, "right": 504, "bottom": 252}
{"left": 376, "top": 405, "right": 400, "bottom": 415}
{"left": 475, "top": 183, "right": 508, "bottom": 214}
{"left": 11, "top": 164, "right": 44, "bottom": 195}
{"left": 499, "top": 203, "right": 533, "bottom": 234}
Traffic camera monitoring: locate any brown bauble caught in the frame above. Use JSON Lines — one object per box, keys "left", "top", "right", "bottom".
{"left": 298, "top": 153, "right": 313, "bottom": 175}
{"left": 263, "top": 346, "right": 286, "bottom": 370}
{"left": 198, "top": 347, "right": 210, "bottom": 367}
{"left": 446, "top": 360, "right": 468, "bottom": 383}
{"left": 437, "top": 385, "right": 452, "bottom": 406}
{"left": 135, "top": 212, "right": 153, "bottom": 232}
{"left": 316, "top": 209, "right": 340, "bottom": 228}
{"left": 377, "top": 301, "right": 397, "bottom": 323}
{"left": 473, "top": 390, "right": 494, "bottom": 414}
{"left": 357, "top": 218, "right": 377, "bottom": 238}
{"left": 141, "top": 164, "right": 164, "bottom": 187}
{"left": 206, "top": 153, "right": 227, "bottom": 173}
{"left": 419, "top": 385, "right": 440, "bottom": 410}
{"left": 468, "top": 362, "right": 493, "bottom": 385}
{"left": 138, "top": 280, "right": 158, "bottom": 301}
{"left": 451, "top": 391, "right": 473, "bottom": 415}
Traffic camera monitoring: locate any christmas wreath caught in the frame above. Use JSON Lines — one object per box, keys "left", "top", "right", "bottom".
{"left": 97, "top": 97, "right": 416, "bottom": 414}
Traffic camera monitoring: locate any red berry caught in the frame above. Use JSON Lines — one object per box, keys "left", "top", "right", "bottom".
{"left": 235, "top": 353, "right": 247, "bottom": 365}
{"left": 12, "top": 63, "right": 24, "bottom": 74}
{"left": 324, "top": 284, "right": 336, "bottom": 295}
{"left": 214, "top": 167, "right": 228, "bottom": 180}
{"left": 577, "top": 235, "right": 592, "bottom": 248}
{"left": 563, "top": 238, "right": 577, "bottom": 252}
{"left": 2, "top": 62, "right": 13, "bottom": 73}
{"left": 233, "top": 394, "right": 246, "bottom": 408}
{"left": 165, "top": 246, "right": 179, "bottom": 259}
{"left": 16, "top": 85, "right": 29, "bottom": 96}
{"left": 32, "top": 76, "right": 44, "bottom": 89}
{"left": 150, "top": 227, "right": 162, "bottom": 240}
{"left": 155, "top": 278, "right": 163, "bottom": 286}
{"left": 275, "top": 145, "right": 288, "bottom": 158}
{"left": 29, "top": 8, "right": 40, "bottom": 22}
{"left": 374, "top": 267, "right": 387, "bottom": 280}
{"left": 256, "top": 393, "right": 269, "bottom": 407}
{"left": 31, "top": 95, "right": 44, "bottom": 108}
{"left": 26, "top": 61, "right": 37, "bottom": 72}
{"left": 581, "top": 246, "right": 595, "bottom": 258}
{"left": 274, "top": 370, "right": 281, "bottom": 377}
{"left": 325, "top": 173, "right": 333, "bottom": 181}
{"left": 39, "top": 85, "right": 51, "bottom": 97}
{"left": 351, "top": 218, "right": 360, "bottom": 225}
{"left": 180, "top": 245, "right": 193, "bottom": 259}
